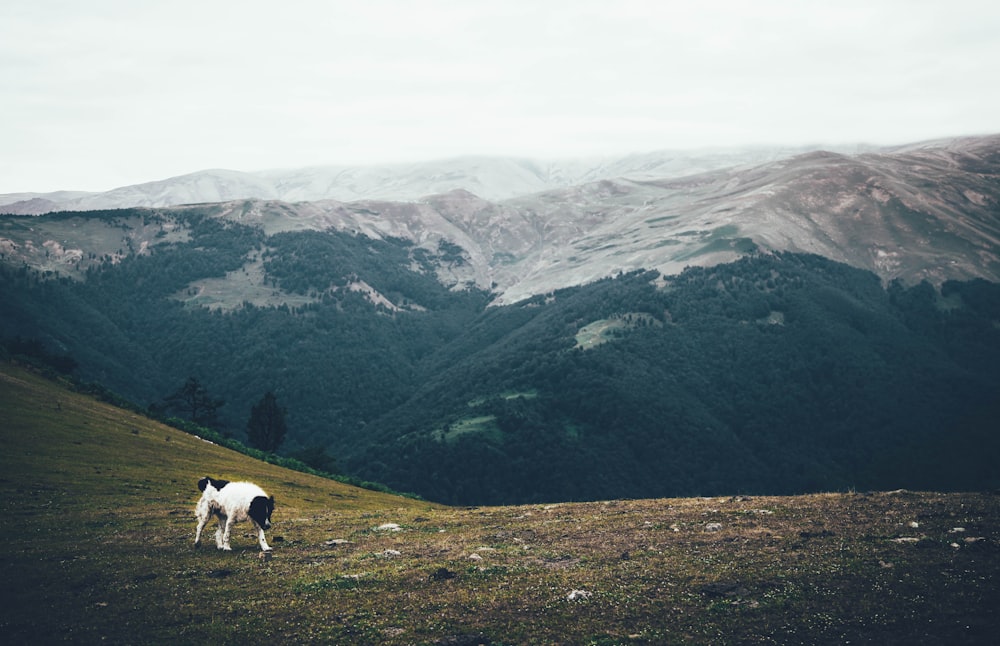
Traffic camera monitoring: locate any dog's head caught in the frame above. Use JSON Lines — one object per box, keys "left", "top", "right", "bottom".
{"left": 248, "top": 495, "right": 275, "bottom": 530}
{"left": 197, "top": 476, "right": 230, "bottom": 493}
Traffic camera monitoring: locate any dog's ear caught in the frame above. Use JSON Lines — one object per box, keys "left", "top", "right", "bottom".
{"left": 198, "top": 477, "right": 210, "bottom": 492}
{"left": 269, "top": 495, "right": 276, "bottom": 510}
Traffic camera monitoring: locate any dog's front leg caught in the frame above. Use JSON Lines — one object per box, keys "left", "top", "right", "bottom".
{"left": 256, "top": 524, "right": 271, "bottom": 552}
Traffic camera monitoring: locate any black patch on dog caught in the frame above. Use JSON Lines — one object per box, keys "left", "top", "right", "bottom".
{"left": 248, "top": 495, "right": 275, "bottom": 529}
{"left": 198, "top": 476, "right": 230, "bottom": 492}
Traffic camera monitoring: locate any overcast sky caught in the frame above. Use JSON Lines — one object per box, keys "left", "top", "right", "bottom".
{"left": 3, "top": 0, "right": 999, "bottom": 193}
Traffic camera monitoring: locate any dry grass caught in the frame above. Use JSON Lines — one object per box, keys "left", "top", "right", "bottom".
{"left": 2, "top": 362, "right": 998, "bottom": 644}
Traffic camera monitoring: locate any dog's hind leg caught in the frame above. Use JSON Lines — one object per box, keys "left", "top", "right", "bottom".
{"left": 194, "top": 514, "right": 209, "bottom": 547}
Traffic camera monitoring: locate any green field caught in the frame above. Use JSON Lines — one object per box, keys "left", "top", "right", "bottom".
{"left": 574, "top": 312, "right": 661, "bottom": 349}
{"left": 2, "top": 361, "right": 998, "bottom": 644}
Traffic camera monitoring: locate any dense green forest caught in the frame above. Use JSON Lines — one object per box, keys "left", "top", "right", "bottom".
{"left": 3, "top": 209, "right": 1000, "bottom": 504}
{"left": 351, "top": 259, "right": 1000, "bottom": 503}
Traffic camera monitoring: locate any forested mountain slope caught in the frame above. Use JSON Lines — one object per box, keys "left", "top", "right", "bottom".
{"left": 2, "top": 209, "right": 999, "bottom": 504}
{"left": 348, "top": 255, "right": 1000, "bottom": 503}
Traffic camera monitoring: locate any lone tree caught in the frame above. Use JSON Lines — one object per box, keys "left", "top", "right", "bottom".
{"left": 162, "top": 377, "right": 224, "bottom": 427}
{"left": 246, "top": 391, "right": 287, "bottom": 452}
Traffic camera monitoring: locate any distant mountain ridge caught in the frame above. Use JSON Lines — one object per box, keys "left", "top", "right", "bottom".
{"left": 1, "top": 145, "right": 868, "bottom": 213}
{"left": 1, "top": 135, "right": 997, "bottom": 305}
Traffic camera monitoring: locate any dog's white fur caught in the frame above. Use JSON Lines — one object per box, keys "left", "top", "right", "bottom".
{"left": 194, "top": 477, "right": 273, "bottom": 552}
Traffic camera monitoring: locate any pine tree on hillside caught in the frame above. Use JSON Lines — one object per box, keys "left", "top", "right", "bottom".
{"left": 162, "top": 377, "right": 224, "bottom": 427}
{"left": 246, "top": 391, "right": 287, "bottom": 452}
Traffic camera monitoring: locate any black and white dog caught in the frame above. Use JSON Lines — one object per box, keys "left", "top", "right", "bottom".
{"left": 194, "top": 476, "right": 274, "bottom": 552}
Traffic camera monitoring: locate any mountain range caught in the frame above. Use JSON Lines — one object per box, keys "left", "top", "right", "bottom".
{"left": 1, "top": 144, "right": 867, "bottom": 211}
{"left": 2, "top": 134, "right": 999, "bottom": 504}
{"left": 2, "top": 135, "right": 998, "bottom": 305}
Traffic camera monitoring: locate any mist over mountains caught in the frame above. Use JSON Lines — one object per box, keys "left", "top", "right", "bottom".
{"left": 1, "top": 144, "right": 864, "bottom": 213}
{"left": 2, "top": 134, "right": 999, "bottom": 504}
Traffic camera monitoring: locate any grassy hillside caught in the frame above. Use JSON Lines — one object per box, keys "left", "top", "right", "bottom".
{"left": 2, "top": 361, "right": 999, "bottom": 644}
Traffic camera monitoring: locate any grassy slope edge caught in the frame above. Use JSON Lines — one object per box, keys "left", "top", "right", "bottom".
{"left": 1, "top": 361, "right": 998, "bottom": 645}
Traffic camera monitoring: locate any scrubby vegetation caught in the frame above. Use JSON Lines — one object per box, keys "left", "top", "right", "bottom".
{"left": 2, "top": 361, "right": 998, "bottom": 645}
